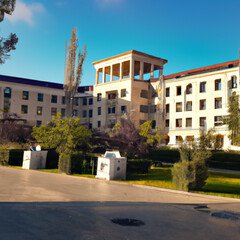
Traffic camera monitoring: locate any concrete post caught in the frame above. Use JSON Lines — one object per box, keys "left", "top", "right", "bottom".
{"left": 140, "top": 61, "right": 144, "bottom": 80}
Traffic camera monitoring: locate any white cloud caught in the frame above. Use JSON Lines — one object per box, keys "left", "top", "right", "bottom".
{"left": 6, "top": 0, "right": 45, "bottom": 26}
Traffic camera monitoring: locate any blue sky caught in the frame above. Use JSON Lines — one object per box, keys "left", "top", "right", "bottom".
{"left": 0, "top": 0, "right": 240, "bottom": 86}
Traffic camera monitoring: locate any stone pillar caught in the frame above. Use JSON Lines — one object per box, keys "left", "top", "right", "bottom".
{"left": 129, "top": 60, "right": 134, "bottom": 80}
{"left": 102, "top": 67, "right": 106, "bottom": 83}
{"left": 168, "top": 135, "right": 176, "bottom": 145}
{"left": 140, "top": 62, "right": 144, "bottom": 80}
{"left": 223, "top": 135, "right": 231, "bottom": 150}
{"left": 150, "top": 64, "right": 154, "bottom": 78}
{"left": 96, "top": 69, "right": 99, "bottom": 85}
{"left": 120, "top": 62, "right": 123, "bottom": 80}
{"left": 110, "top": 65, "right": 113, "bottom": 82}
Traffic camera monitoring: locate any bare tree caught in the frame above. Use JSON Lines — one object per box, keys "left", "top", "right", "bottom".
{"left": 64, "top": 27, "right": 87, "bottom": 117}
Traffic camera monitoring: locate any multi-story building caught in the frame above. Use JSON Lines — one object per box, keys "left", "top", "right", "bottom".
{"left": 92, "top": 50, "right": 167, "bottom": 129}
{"left": 0, "top": 75, "right": 93, "bottom": 127}
{"left": 164, "top": 60, "right": 239, "bottom": 148}
{"left": 92, "top": 50, "right": 239, "bottom": 149}
{"left": 1, "top": 50, "right": 239, "bottom": 149}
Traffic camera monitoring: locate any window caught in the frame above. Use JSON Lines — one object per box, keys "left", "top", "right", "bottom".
{"left": 140, "top": 105, "right": 148, "bottom": 113}
{"left": 186, "top": 84, "right": 192, "bottom": 94}
{"left": 176, "top": 136, "right": 183, "bottom": 143}
{"left": 51, "top": 95, "right": 57, "bottom": 103}
{"left": 61, "top": 108, "right": 65, "bottom": 117}
{"left": 108, "top": 93, "right": 117, "bottom": 100}
{"left": 73, "top": 110, "right": 78, "bottom": 116}
{"left": 38, "top": 93, "right": 44, "bottom": 102}
{"left": 82, "top": 110, "right": 87, "bottom": 118}
{"left": 98, "top": 107, "right": 101, "bottom": 115}
{"left": 200, "top": 117, "right": 206, "bottom": 127}
{"left": 214, "top": 116, "right": 223, "bottom": 126}
{"left": 200, "top": 82, "right": 206, "bottom": 93}
{"left": 89, "top": 109, "right": 93, "bottom": 118}
{"left": 231, "top": 76, "right": 237, "bottom": 89}
{"left": 140, "top": 90, "right": 148, "bottom": 99}
{"left": 186, "top": 101, "right": 192, "bottom": 111}
{"left": 36, "top": 121, "right": 42, "bottom": 127}
{"left": 176, "top": 102, "right": 182, "bottom": 112}
{"left": 150, "top": 105, "right": 156, "bottom": 113}
{"left": 22, "top": 91, "right": 29, "bottom": 100}
{"left": 152, "top": 120, "right": 156, "bottom": 129}
{"left": 51, "top": 107, "right": 57, "bottom": 116}
{"left": 166, "top": 104, "right": 170, "bottom": 114}
{"left": 176, "top": 86, "right": 181, "bottom": 96}
{"left": 74, "top": 98, "right": 79, "bottom": 106}
{"left": 108, "top": 106, "right": 115, "bottom": 114}
{"left": 186, "top": 118, "right": 192, "bottom": 127}
{"left": 89, "top": 123, "right": 92, "bottom": 129}
{"left": 186, "top": 136, "right": 194, "bottom": 142}
{"left": 176, "top": 119, "right": 182, "bottom": 128}
{"left": 88, "top": 98, "right": 93, "bottom": 105}
{"left": 4, "top": 87, "right": 12, "bottom": 98}
{"left": 215, "top": 97, "right": 222, "bottom": 109}
{"left": 62, "top": 96, "right": 66, "bottom": 105}
{"left": 166, "top": 87, "right": 170, "bottom": 97}
{"left": 37, "top": 106, "right": 43, "bottom": 115}
{"left": 21, "top": 105, "right": 28, "bottom": 114}
{"left": 83, "top": 98, "right": 87, "bottom": 105}
{"left": 121, "top": 89, "right": 127, "bottom": 97}
{"left": 97, "top": 121, "right": 101, "bottom": 128}
{"left": 121, "top": 105, "right": 127, "bottom": 114}
{"left": 215, "top": 79, "right": 221, "bottom": 91}
{"left": 165, "top": 119, "right": 169, "bottom": 127}
{"left": 200, "top": 99, "right": 206, "bottom": 110}
{"left": 97, "top": 93, "right": 102, "bottom": 101}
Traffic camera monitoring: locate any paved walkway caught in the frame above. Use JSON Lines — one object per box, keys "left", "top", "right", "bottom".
{"left": 0, "top": 166, "right": 239, "bottom": 240}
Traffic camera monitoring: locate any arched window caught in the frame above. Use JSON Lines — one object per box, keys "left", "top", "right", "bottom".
{"left": 186, "top": 84, "right": 192, "bottom": 94}
{"left": 4, "top": 87, "right": 12, "bottom": 98}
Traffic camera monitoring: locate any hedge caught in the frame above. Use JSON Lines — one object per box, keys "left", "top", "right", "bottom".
{"left": 8, "top": 149, "right": 24, "bottom": 166}
{"left": 127, "top": 159, "right": 152, "bottom": 174}
{"left": 0, "top": 150, "right": 9, "bottom": 166}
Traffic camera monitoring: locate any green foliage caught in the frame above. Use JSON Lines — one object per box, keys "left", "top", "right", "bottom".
{"left": 139, "top": 120, "right": 161, "bottom": 146}
{"left": 32, "top": 113, "right": 92, "bottom": 155}
{"left": 172, "top": 143, "right": 211, "bottom": 191}
{"left": 8, "top": 149, "right": 23, "bottom": 166}
{"left": 0, "top": 146, "right": 9, "bottom": 165}
{"left": 225, "top": 92, "right": 240, "bottom": 146}
{"left": 127, "top": 159, "right": 152, "bottom": 174}
{"left": 58, "top": 152, "right": 84, "bottom": 174}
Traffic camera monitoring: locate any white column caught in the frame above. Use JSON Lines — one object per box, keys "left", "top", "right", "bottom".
{"left": 140, "top": 61, "right": 144, "bottom": 80}
{"left": 119, "top": 62, "right": 122, "bottom": 80}
{"left": 102, "top": 67, "right": 105, "bottom": 83}
{"left": 95, "top": 69, "right": 99, "bottom": 85}
{"left": 110, "top": 65, "right": 113, "bottom": 82}
{"left": 168, "top": 135, "right": 176, "bottom": 145}
{"left": 130, "top": 60, "right": 134, "bottom": 80}
{"left": 150, "top": 64, "right": 154, "bottom": 78}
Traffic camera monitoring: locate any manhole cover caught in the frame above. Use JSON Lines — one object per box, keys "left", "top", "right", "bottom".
{"left": 111, "top": 218, "right": 145, "bottom": 227}
{"left": 211, "top": 211, "right": 240, "bottom": 221}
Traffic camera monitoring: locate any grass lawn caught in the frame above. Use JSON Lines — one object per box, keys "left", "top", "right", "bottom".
{"left": 126, "top": 167, "right": 240, "bottom": 199}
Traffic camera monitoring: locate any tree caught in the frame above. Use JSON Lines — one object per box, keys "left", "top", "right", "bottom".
{"left": 32, "top": 113, "right": 92, "bottom": 155}
{"left": 0, "top": 0, "right": 15, "bottom": 22}
{"left": 64, "top": 27, "right": 87, "bottom": 117}
{"left": 0, "top": 0, "right": 18, "bottom": 64}
{"left": 225, "top": 92, "right": 240, "bottom": 145}
{"left": 139, "top": 120, "right": 161, "bottom": 147}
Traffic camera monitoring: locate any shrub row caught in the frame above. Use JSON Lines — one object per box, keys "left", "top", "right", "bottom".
{"left": 127, "top": 159, "right": 152, "bottom": 174}
{"left": 148, "top": 148, "right": 240, "bottom": 171}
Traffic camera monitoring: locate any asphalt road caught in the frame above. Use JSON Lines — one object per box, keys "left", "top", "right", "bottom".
{"left": 0, "top": 166, "right": 240, "bottom": 240}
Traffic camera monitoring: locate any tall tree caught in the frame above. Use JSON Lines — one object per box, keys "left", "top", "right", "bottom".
{"left": 64, "top": 27, "right": 87, "bottom": 117}
{"left": 0, "top": 0, "right": 15, "bottom": 21}
{"left": 0, "top": 0, "right": 18, "bottom": 64}
{"left": 225, "top": 92, "right": 240, "bottom": 145}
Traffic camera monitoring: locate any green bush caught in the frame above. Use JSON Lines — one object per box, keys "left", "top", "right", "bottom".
{"left": 45, "top": 150, "right": 59, "bottom": 169}
{"left": 148, "top": 148, "right": 180, "bottom": 164}
{"left": 58, "top": 152, "right": 84, "bottom": 174}
{"left": 172, "top": 144, "right": 210, "bottom": 191}
{"left": 127, "top": 159, "right": 152, "bottom": 174}
{"left": 8, "top": 149, "right": 24, "bottom": 166}
{"left": 0, "top": 150, "right": 9, "bottom": 166}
